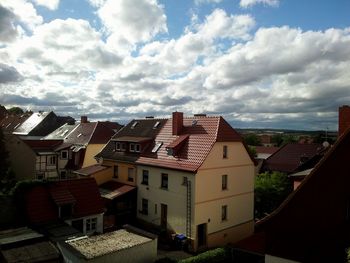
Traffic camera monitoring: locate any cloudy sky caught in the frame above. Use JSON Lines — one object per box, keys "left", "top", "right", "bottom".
{"left": 1, "top": 0, "right": 350, "bottom": 130}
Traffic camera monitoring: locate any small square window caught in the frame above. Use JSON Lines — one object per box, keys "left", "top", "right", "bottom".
{"left": 222, "top": 205, "right": 227, "bottom": 221}
{"left": 223, "top": 145, "right": 228, "bottom": 159}
{"left": 86, "top": 218, "right": 97, "bottom": 232}
{"left": 116, "top": 142, "right": 121, "bottom": 151}
{"left": 48, "top": 156, "right": 56, "bottom": 165}
{"left": 135, "top": 144, "right": 141, "bottom": 152}
{"left": 61, "top": 150, "right": 68, "bottom": 159}
{"left": 222, "top": 175, "right": 227, "bottom": 190}
{"left": 161, "top": 173, "right": 168, "bottom": 189}
{"left": 182, "top": 176, "right": 188, "bottom": 186}
{"left": 121, "top": 143, "right": 126, "bottom": 151}
{"left": 130, "top": 143, "right": 135, "bottom": 152}
{"left": 142, "top": 170, "right": 149, "bottom": 185}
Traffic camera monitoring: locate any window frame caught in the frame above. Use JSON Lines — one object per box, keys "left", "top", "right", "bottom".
{"left": 86, "top": 218, "right": 97, "bottom": 232}
{"left": 161, "top": 173, "right": 168, "bottom": 189}
{"left": 221, "top": 205, "right": 228, "bottom": 221}
{"left": 223, "top": 145, "right": 228, "bottom": 159}
{"left": 113, "top": 165, "right": 119, "bottom": 178}
{"left": 48, "top": 155, "right": 56, "bottom": 165}
{"left": 60, "top": 150, "right": 68, "bottom": 159}
{"left": 141, "top": 198, "right": 148, "bottom": 215}
{"left": 142, "top": 170, "right": 149, "bottom": 185}
{"left": 222, "top": 174, "right": 228, "bottom": 190}
{"left": 128, "top": 167, "right": 134, "bottom": 182}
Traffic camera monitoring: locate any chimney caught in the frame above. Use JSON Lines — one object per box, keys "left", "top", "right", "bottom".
{"left": 339, "top": 105, "right": 350, "bottom": 137}
{"left": 81, "top": 116, "right": 88, "bottom": 123}
{"left": 172, "top": 112, "right": 183, "bottom": 135}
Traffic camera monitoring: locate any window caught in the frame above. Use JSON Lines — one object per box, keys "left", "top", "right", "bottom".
{"left": 48, "top": 156, "right": 56, "bottom": 165}
{"left": 128, "top": 168, "right": 134, "bottom": 182}
{"left": 59, "top": 204, "right": 72, "bottom": 218}
{"left": 131, "top": 121, "right": 138, "bottom": 129}
{"left": 142, "top": 170, "right": 149, "bottom": 185}
{"left": 182, "top": 176, "right": 188, "bottom": 186}
{"left": 61, "top": 150, "right": 68, "bottom": 159}
{"left": 221, "top": 205, "right": 227, "bottom": 221}
{"left": 222, "top": 175, "right": 227, "bottom": 190}
{"left": 161, "top": 173, "right": 168, "bottom": 189}
{"left": 121, "top": 143, "right": 126, "bottom": 151}
{"left": 60, "top": 170, "right": 67, "bottom": 179}
{"left": 86, "top": 218, "right": 97, "bottom": 232}
{"left": 130, "top": 143, "right": 141, "bottom": 152}
{"left": 155, "top": 204, "right": 157, "bottom": 214}
{"left": 141, "top": 198, "right": 148, "bottom": 215}
{"left": 37, "top": 173, "right": 44, "bottom": 180}
{"left": 223, "top": 145, "right": 228, "bottom": 159}
{"left": 153, "top": 121, "right": 160, "bottom": 129}
{"left": 113, "top": 165, "right": 119, "bottom": 178}
{"left": 152, "top": 142, "right": 163, "bottom": 153}
{"left": 116, "top": 142, "right": 121, "bottom": 151}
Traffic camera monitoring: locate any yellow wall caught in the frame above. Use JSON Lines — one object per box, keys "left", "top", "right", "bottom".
{"left": 136, "top": 165, "right": 196, "bottom": 237}
{"left": 102, "top": 160, "right": 137, "bottom": 186}
{"left": 194, "top": 141, "right": 255, "bottom": 249}
{"left": 91, "top": 166, "right": 113, "bottom": 186}
{"left": 82, "top": 144, "right": 105, "bottom": 168}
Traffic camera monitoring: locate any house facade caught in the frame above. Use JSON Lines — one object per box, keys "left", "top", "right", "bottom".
{"left": 135, "top": 113, "right": 255, "bottom": 251}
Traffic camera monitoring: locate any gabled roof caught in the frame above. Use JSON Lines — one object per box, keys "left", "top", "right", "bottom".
{"left": 0, "top": 113, "right": 31, "bottom": 133}
{"left": 262, "top": 143, "right": 325, "bottom": 174}
{"left": 74, "top": 164, "right": 109, "bottom": 176}
{"left": 25, "top": 178, "right": 104, "bottom": 224}
{"left": 13, "top": 111, "right": 55, "bottom": 136}
{"left": 137, "top": 116, "right": 243, "bottom": 172}
{"left": 43, "top": 123, "right": 79, "bottom": 140}
{"left": 64, "top": 122, "right": 116, "bottom": 146}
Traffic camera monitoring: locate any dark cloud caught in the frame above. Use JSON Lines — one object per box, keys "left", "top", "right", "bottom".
{"left": 0, "top": 63, "right": 23, "bottom": 83}
{"left": 2, "top": 93, "right": 76, "bottom": 107}
{"left": 0, "top": 5, "right": 18, "bottom": 42}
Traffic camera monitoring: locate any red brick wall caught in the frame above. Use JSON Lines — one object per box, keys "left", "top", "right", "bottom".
{"left": 339, "top": 105, "right": 350, "bottom": 137}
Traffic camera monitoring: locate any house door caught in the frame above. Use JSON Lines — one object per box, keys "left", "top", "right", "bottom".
{"left": 161, "top": 203, "right": 168, "bottom": 229}
{"left": 197, "top": 223, "right": 207, "bottom": 248}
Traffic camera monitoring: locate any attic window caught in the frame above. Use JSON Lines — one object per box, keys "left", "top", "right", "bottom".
{"left": 153, "top": 121, "right": 160, "bottom": 129}
{"left": 77, "top": 133, "right": 82, "bottom": 138}
{"left": 192, "top": 120, "right": 198, "bottom": 126}
{"left": 14, "top": 123, "right": 21, "bottom": 129}
{"left": 61, "top": 129, "right": 69, "bottom": 136}
{"left": 152, "top": 142, "right": 163, "bottom": 153}
{"left": 131, "top": 121, "right": 138, "bottom": 129}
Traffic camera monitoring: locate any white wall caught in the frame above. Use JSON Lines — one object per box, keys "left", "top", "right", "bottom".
{"left": 65, "top": 213, "right": 103, "bottom": 235}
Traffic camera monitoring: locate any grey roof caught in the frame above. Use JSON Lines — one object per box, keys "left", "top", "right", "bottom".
{"left": 43, "top": 122, "right": 79, "bottom": 140}
{"left": 13, "top": 112, "right": 53, "bottom": 135}
{"left": 0, "top": 227, "right": 43, "bottom": 247}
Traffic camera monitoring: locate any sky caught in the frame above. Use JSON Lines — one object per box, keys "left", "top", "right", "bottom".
{"left": 1, "top": 0, "right": 350, "bottom": 130}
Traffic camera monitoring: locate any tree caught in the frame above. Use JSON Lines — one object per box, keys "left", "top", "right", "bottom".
{"left": 243, "top": 133, "right": 261, "bottom": 146}
{"left": 0, "top": 128, "right": 16, "bottom": 193}
{"left": 271, "top": 134, "right": 284, "bottom": 147}
{"left": 8, "top": 107, "right": 24, "bottom": 115}
{"left": 254, "top": 171, "right": 293, "bottom": 220}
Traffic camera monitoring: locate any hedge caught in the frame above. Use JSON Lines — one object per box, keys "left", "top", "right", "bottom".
{"left": 178, "top": 248, "right": 230, "bottom": 263}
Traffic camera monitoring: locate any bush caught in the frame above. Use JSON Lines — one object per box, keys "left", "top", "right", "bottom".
{"left": 154, "top": 257, "right": 177, "bottom": 263}
{"left": 178, "top": 248, "right": 230, "bottom": 263}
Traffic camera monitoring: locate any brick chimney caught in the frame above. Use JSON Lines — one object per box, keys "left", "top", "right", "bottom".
{"left": 81, "top": 116, "right": 88, "bottom": 123}
{"left": 339, "top": 105, "right": 350, "bottom": 137}
{"left": 172, "top": 112, "right": 183, "bottom": 135}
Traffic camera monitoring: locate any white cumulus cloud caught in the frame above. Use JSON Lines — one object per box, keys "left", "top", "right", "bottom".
{"left": 31, "top": 0, "right": 60, "bottom": 10}
{"left": 240, "top": 0, "right": 279, "bottom": 8}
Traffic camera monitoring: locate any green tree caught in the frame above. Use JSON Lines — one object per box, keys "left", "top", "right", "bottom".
{"left": 8, "top": 107, "right": 24, "bottom": 115}
{"left": 243, "top": 133, "right": 261, "bottom": 146}
{"left": 254, "top": 171, "right": 293, "bottom": 220}
{"left": 247, "top": 145, "right": 257, "bottom": 158}
{"left": 271, "top": 134, "right": 284, "bottom": 147}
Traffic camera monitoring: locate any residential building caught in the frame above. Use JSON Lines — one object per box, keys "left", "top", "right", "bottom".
{"left": 25, "top": 178, "right": 104, "bottom": 235}
{"left": 0, "top": 113, "right": 31, "bottom": 134}
{"left": 95, "top": 112, "right": 255, "bottom": 251}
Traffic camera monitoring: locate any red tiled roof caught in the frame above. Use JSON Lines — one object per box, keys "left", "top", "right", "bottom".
{"left": 263, "top": 143, "right": 324, "bottom": 173}
{"left": 23, "top": 140, "right": 63, "bottom": 151}
{"left": 255, "top": 146, "right": 280, "bottom": 155}
{"left": 137, "top": 116, "right": 244, "bottom": 172}
{"left": 74, "top": 164, "right": 109, "bottom": 176}
{"left": 25, "top": 178, "right": 104, "bottom": 224}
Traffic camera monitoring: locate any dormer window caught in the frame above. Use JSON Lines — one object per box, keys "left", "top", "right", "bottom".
{"left": 130, "top": 143, "right": 141, "bottom": 152}
{"left": 116, "top": 142, "right": 126, "bottom": 151}
{"left": 131, "top": 121, "right": 138, "bottom": 129}
{"left": 77, "top": 133, "right": 82, "bottom": 138}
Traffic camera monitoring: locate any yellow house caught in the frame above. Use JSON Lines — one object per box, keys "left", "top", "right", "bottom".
{"left": 136, "top": 112, "right": 255, "bottom": 251}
